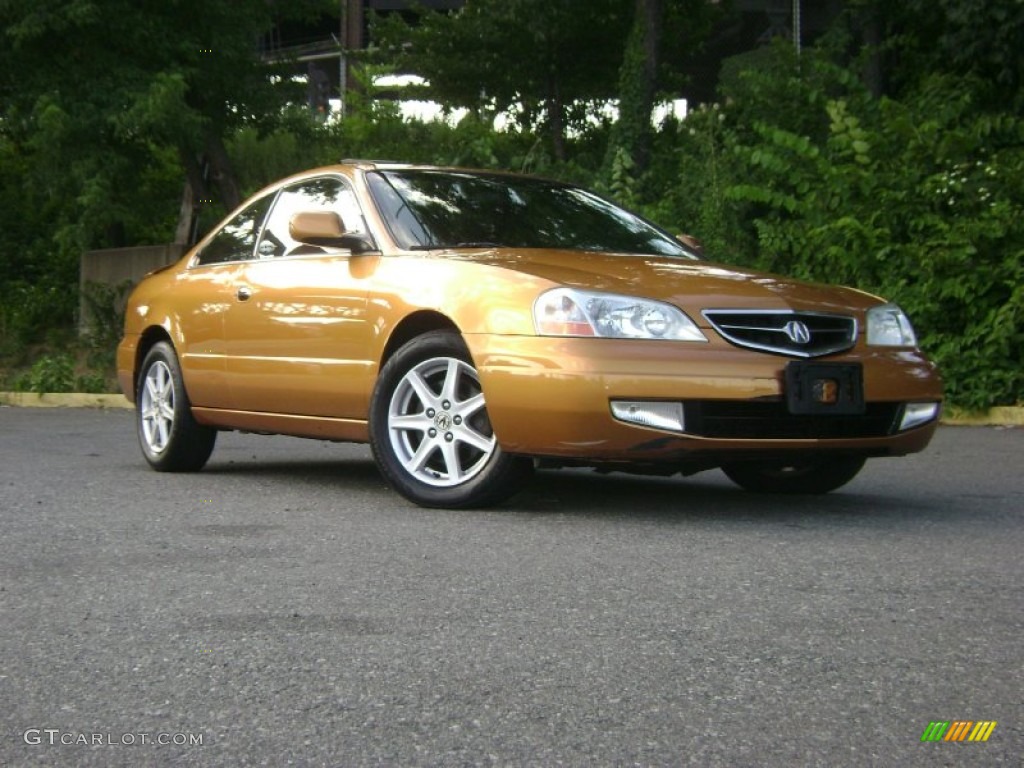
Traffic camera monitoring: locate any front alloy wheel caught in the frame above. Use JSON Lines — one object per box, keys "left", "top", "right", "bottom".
{"left": 136, "top": 341, "right": 216, "bottom": 472}
{"left": 387, "top": 356, "right": 494, "bottom": 487}
{"left": 370, "top": 331, "right": 530, "bottom": 508}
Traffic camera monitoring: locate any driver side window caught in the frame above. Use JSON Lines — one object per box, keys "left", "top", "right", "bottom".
{"left": 257, "top": 177, "right": 366, "bottom": 259}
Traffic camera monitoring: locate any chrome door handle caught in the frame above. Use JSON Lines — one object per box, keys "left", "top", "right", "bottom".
{"left": 236, "top": 286, "right": 252, "bottom": 301}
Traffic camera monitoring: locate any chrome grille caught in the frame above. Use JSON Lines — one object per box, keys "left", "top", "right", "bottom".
{"left": 703, "top": 310, "right": 857, "bottom": 358}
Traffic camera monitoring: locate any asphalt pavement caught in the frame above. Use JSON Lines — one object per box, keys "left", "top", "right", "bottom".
{"left": 1, "top": 406, "right": 1021, "bottom": 766}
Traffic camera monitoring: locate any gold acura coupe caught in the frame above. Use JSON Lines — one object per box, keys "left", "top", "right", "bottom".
{"left": 118, "top": 161, "right": 942, "bottom": 507}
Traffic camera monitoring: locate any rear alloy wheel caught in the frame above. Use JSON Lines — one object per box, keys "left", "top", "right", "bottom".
{"left": 369, "top": 331, "right": 531, "bottom": 508}
{"left": 721, "top": 456, "right": 866, "bottom": 494}
{"left": 137, "top": 341, "right": 216, "bottom": 472}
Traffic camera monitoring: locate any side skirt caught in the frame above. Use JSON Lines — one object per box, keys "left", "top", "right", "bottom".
{"left": 191, "top": 407, "right": 370, "bottom": 443}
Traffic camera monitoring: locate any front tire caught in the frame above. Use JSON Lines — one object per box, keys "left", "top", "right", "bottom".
{"left": 369, "top": 331, "right": 531, "bottom": 508}
{"left": 136, "top": 341, "right": 216, "bottom": 472}
{"left": 721, "top": 456, "right": 866, "bottom": 494}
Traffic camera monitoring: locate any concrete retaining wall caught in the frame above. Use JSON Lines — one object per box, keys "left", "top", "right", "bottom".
{"left": 79, "top": 244, "right": 186, "bottom": 334}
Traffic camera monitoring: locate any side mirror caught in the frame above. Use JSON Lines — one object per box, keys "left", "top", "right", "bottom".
{"left": 288, "top": 211, "right": 377, "bottom": 254}
{"left": 675, "top": 233, "right": 704, "bottom": 255}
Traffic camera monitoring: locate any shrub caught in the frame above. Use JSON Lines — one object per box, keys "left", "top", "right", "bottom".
{"left": 20, "top": 354, "right": 76, "bottom": 394}
{"left": 722, "top": 74, "right": 1023, "bottom": 408}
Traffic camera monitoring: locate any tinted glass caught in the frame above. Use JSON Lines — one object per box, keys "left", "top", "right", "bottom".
{"left": 257, "top": 177, "right": 367, "bottom": 258}
{"left": 367, "top": 170, "right": 695, "bottom": 258}
{"left": 195, "top": 194, "right": 273, "bottom": 266}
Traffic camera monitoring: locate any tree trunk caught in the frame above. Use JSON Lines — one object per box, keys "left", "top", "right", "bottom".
{"left": 606, "top": 0, "right": 663, "bottom": 176}
{"left": 175, "top": 135, "right": 239, "bottom": 243}
{"left": 173, "top": 180, "right": 194, "bottom": 245}
{"left": 204, "top": 132, "right": 241, "bottom": 212}
{"left": 635, "top": 0, "right": 662, "bottom": 171}
{"left": 640, "top": 0, "right": 662, "bottom": 98}
{"left": 176, "top": 147, "right": 208, "bottom": 246}
{"left": 548, "top": 72, "right": 566, "bottom": 163}
{"left": 860, "top": 4, "right": 884, "bottom": 99}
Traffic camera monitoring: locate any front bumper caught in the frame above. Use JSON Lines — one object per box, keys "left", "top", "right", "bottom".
{"left": 467, "top": 334, "right": 942, "bottom": 463}
{"left": 116, "top": 334, "right": 139, "bottom": 403}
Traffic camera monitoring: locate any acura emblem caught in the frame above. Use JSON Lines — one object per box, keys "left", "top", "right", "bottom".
{"left": 783, "top": 320, "right": 812, "bottom": 345}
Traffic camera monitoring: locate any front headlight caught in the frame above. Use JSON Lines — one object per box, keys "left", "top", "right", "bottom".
{"left": 867, "top": 303, "right": 918, "bottom": 347}
{"left": 533, "top": 288, "right": 707, "bottom": 341}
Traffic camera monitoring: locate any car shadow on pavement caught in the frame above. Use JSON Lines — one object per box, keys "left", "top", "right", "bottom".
{"left": 507, "top": 467, "right": 934, "bottom": 525}
{"left": 202, "top": 457, "right": 383, "bottom": 483}
{"left": 193, "top": 450, "right": 940, "bottom": 526}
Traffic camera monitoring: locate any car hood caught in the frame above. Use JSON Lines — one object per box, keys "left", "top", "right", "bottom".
{"left": 437, "top": 248, "right": 881, "bottom": 317}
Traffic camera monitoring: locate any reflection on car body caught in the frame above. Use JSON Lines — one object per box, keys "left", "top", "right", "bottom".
{"left": 118, "top": 161, "right": 942, "bottom": 508}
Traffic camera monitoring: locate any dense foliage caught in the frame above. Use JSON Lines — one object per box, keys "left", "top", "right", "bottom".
{"left": 0, "top": 0, "right": 332, "bottom": 360}
{"left": 0, "top": 0, "right": 1020, "bottom": 408}
{"left": 371, "top": 0, "right": 630, "bottom": 160}
{"left": 720, "top": 72, "right": 1023, "bottom": 409}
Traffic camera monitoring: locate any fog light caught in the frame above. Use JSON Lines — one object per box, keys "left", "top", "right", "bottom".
{"left": 899, "top": 402, "right": 940, "bottom": 431}
{"left": 610, "top": 400, "right": 684, "bottom": 432}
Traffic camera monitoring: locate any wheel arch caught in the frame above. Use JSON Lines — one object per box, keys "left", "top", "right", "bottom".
{"left": 134, "top": 326, "right": 175, "bottom": 397}
{"left": 379, "top": 310, "right": 462, "bottom": 370}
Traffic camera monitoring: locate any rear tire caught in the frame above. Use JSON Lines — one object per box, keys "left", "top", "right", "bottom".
{"left": 136, "top": 341, "right": 216, "bottom": 472}
{"left": 721, "top": 456, "right": 866, "bottom": 494}
{"left": 369, "top": 331, "right": 531, "bottom": 508}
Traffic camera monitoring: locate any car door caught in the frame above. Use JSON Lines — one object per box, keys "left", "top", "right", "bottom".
{"left": 177, "top": 193, "right": 273, "bottom": 408}
{"left": 223, "top": 175, "right": 376, "bottom": 418}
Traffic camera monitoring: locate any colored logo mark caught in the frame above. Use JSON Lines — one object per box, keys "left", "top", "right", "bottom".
{"left": 921, "top": 721, "right": 997, "bottom": 742}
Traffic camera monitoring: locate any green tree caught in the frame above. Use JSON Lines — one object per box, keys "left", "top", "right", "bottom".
{"left": 372, "top": 0, "right": 630, "bottom": 160}
{"left": 0, "top": 0, "right": 333, "bottom": 240}
{"left": 0, "top": 0, "right": 333, "bottom": 340}
{"left": 835, "top": 0, "right": 1024, "bottom": 112}
{"left": 605, "top": 0, "right": 722, "bottom": 176}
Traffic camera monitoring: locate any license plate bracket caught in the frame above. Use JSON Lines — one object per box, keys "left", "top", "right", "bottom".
{"left": 785, "top": 361, "right": 865, "bottom": 415}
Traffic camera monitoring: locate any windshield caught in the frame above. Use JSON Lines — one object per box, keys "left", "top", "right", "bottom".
{"left": 366, "top": 170, "right": 697, "bottom": 258}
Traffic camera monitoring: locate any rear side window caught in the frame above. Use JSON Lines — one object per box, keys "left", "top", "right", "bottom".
{"left": 194, "top": 194, "right": 274, "bottom": 266}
